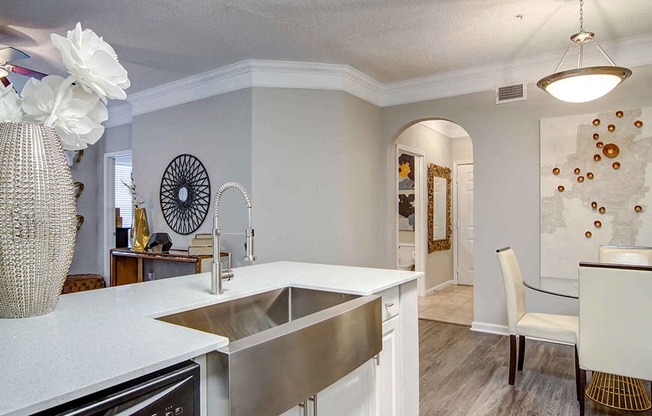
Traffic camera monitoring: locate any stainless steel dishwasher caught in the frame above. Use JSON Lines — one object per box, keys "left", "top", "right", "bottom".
{"left": 35, "top": 361, "right": 200, "bottom": 416}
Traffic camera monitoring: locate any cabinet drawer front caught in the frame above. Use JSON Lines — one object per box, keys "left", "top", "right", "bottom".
{"left": 377, "top": 286, "right": 399, "bottom": 321}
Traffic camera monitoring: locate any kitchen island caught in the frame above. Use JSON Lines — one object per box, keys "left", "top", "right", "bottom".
{"left": 0, "top": 261, "right": 421, "bottom": 416}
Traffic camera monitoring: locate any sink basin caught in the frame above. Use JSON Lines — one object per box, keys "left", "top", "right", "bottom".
{"left": 157, "top": 287, "right": 381, "bottom": 416}
{"left": 157, "top": 286, "right": 360, "bottom": 341}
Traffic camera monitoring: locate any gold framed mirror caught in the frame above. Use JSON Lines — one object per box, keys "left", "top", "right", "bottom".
{"left": 428, "top": 163, "right": 452, "bottom": 252}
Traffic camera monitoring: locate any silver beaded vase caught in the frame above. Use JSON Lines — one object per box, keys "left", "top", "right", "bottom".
{"left": 0, "top": 122, "right": 76, "bottom": 318}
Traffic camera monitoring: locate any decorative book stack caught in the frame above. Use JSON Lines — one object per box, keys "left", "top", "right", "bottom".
{"left": 188, "top": 233, "right": 213, "bottom": 256}
{"left": 115, "top": 208, "right": 123, "bottom": 228}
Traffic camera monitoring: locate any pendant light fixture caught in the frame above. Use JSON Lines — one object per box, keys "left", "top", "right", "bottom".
{"left": 537, "top": 0, "right": 631, "bottom": 103}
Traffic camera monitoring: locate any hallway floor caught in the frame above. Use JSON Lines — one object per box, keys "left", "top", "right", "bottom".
{"left": 418, "top": 284, "right": 473, "bottom": 326}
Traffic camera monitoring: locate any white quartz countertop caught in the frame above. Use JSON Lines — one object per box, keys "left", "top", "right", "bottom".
{"left": 0, "top": 261, "right": 420, "bottom": 416}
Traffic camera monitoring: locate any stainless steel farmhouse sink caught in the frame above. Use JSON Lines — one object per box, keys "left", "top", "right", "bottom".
{"left": 157, "top": 287, "right": 382, "bottom": 416}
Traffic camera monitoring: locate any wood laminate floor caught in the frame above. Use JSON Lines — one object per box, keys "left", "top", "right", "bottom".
{"left": 419, "top": 320, "right": 651, "bottom": 416}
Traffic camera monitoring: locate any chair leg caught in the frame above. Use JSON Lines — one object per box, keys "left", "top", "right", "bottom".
{"left": 579, "top": 369, "right": 586, "bottom": 416}
{"left": 509, "top": 334, "right": 517, "bottom": 385}
{"left": 517, "top": 335, "right": 525, "bottom": 371}
{"left": 574, "top": 346, "right": 580, "bottom": 401}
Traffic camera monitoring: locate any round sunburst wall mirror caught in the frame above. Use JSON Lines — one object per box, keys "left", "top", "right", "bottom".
{"left": 160, "top": 154, "right": 211, "bottom": 235}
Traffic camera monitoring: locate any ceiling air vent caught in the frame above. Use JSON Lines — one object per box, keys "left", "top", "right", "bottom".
{"left": 495, "top": 82, "right": 527, "bottom": 104}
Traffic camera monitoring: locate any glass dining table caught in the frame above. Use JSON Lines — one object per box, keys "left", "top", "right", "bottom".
{"left": 523, "top": 278, "right": 651, "bottom": 412}
{"left": 522, "top": 281, "right": 578, "bottom": 299}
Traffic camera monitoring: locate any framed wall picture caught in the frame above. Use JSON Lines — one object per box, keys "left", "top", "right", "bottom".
{"left": 398, "top": 191, "right": 415, "bottom": 231}
{"left": 398, "top": 152, "right": 416, "bottom": 231}
{"left": 428, "top": 163, "right": 452, "bottom": 252}
{"left": 398, "top": 153, "right": 415, "bottom": 190}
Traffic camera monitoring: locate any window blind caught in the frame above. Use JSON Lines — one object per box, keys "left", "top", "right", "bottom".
{"left": 114, "top": 163, "right": 133, "bottom": 228}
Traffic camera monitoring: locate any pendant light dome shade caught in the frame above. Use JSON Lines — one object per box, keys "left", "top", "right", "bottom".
{"left": 537, "top": 0, "right": 632, "bottom": 103}
{"left": 537, "top": 66, "right": 632, "bottom": 103}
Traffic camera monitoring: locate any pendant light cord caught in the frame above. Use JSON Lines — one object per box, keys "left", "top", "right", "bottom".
{"left": 579, "top": 0, "right": 584, "bottom": 32}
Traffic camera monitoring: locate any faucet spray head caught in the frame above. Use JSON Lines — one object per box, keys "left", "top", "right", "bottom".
{"left": 244, "top": 228, "right": 256, "bottom": 262}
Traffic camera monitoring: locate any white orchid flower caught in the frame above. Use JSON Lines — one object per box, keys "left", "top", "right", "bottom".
{"left": 0, "top": 84, "right": 25, "bottom": 122}
{"left": 55, "top": 88, "right": 108, "bottom": 150}
{"left": 2, "top": 24, "right": 128, "bottom": 151}
{"left": 21, "top": 76, "right": 62, "bottom": 123}
{"left": 51, "top": 22, "right": 130, "bottom": 103}
{"left": 22, "top": 75, "right": 108, "bottom": 150}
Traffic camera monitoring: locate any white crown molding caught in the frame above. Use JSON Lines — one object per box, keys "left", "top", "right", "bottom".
{"left": 247, "top": 60, "right": 384, "bottom": 105}
{"left": 122, "top": 59, "right": 383, "bottom": 121}
{"left": 105, "top": 33, "right": 652, "bottom": 127}
{"left": 127, "top": 60, "right": 254, "bottom": 117}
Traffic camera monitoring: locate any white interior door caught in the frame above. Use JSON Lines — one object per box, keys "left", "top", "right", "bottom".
{"left": 456, "top": 163, "right": 474, "bottom": 285}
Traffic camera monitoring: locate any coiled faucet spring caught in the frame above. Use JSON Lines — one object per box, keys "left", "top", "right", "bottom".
{"left": 211, "top": 182, "right": 256, "bottom": 294}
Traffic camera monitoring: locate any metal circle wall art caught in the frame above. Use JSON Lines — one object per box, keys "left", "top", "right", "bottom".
{"left": 602, "top": 143, "right": 619, "bottom": 158}
{"left": 159, "top": 154, "right": 211, "bottom": 235}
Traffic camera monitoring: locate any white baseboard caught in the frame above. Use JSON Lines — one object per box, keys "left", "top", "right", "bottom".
{"left": 471, "top": 321, "right": 509, "bottom": 336}
{"left": 424, "top": 279, "right": 453, "bottom": 296}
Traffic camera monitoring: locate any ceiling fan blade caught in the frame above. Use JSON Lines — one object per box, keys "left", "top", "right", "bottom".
{"left": 0, "top": 46, "right": 29, "bottom": 63}
{"left": 6, "top": 64, "right": 47, "bottom": 79}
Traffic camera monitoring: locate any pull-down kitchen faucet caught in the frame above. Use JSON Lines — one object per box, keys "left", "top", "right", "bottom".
{"left": 211, "top": 182, "right": 256, "bottom": 294}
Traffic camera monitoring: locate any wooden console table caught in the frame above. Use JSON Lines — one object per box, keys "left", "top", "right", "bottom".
{"left": 110, "top": 249, "right": 230, "bottom": 287}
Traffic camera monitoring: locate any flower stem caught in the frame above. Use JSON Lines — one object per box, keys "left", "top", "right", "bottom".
{"left": 44, "top": 75, "right": 76, "bottom": 128}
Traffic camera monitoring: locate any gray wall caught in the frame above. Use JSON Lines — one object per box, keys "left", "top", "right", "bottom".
{"left": 71, "top": 63, "right": 652, "bottom": 330}
{"left": 251, "top": 88, "right": 384, "bottom": 266}
{"left": 69, "top": 122, "right": 132, "bottom": 277}
{"left": 451, "top": 136, "right": 472, "bottom": 162}
{"left": 68, "top": 145, "right": 100, "bottom": 275}
{"left": 132, "top": 90, "right": 252, "bottom": 264}
{"left": 382, "top": 65, "right": 652, "bottom": 328}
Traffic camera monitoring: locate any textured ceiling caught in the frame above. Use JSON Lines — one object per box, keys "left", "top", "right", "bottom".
{"left": 2, "top": 0, "right": 652, "bottom": 94}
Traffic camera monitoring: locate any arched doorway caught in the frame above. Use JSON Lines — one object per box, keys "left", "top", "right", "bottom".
{"left": 392, "top": 118, "right": 474, "bottom": 325}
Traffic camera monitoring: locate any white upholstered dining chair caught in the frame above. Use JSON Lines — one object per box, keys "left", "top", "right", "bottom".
{"left": 496, "top": 247, "right": 580, "bottom": 398}
{"left": 599, "top": 244, "right": 652, "bottom": 265}
{"left": 578, "top": 262, "right": 652, "bottom": 415}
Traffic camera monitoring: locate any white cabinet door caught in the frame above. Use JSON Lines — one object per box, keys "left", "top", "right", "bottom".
{"left": 376, "top": 316, "right": 400, "bottom": 416}
{"left": 278, "top": 360, "right": 376, "bottom": 416}
{"left": 314, "top": 360, "right": 375, "bottom": 416}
